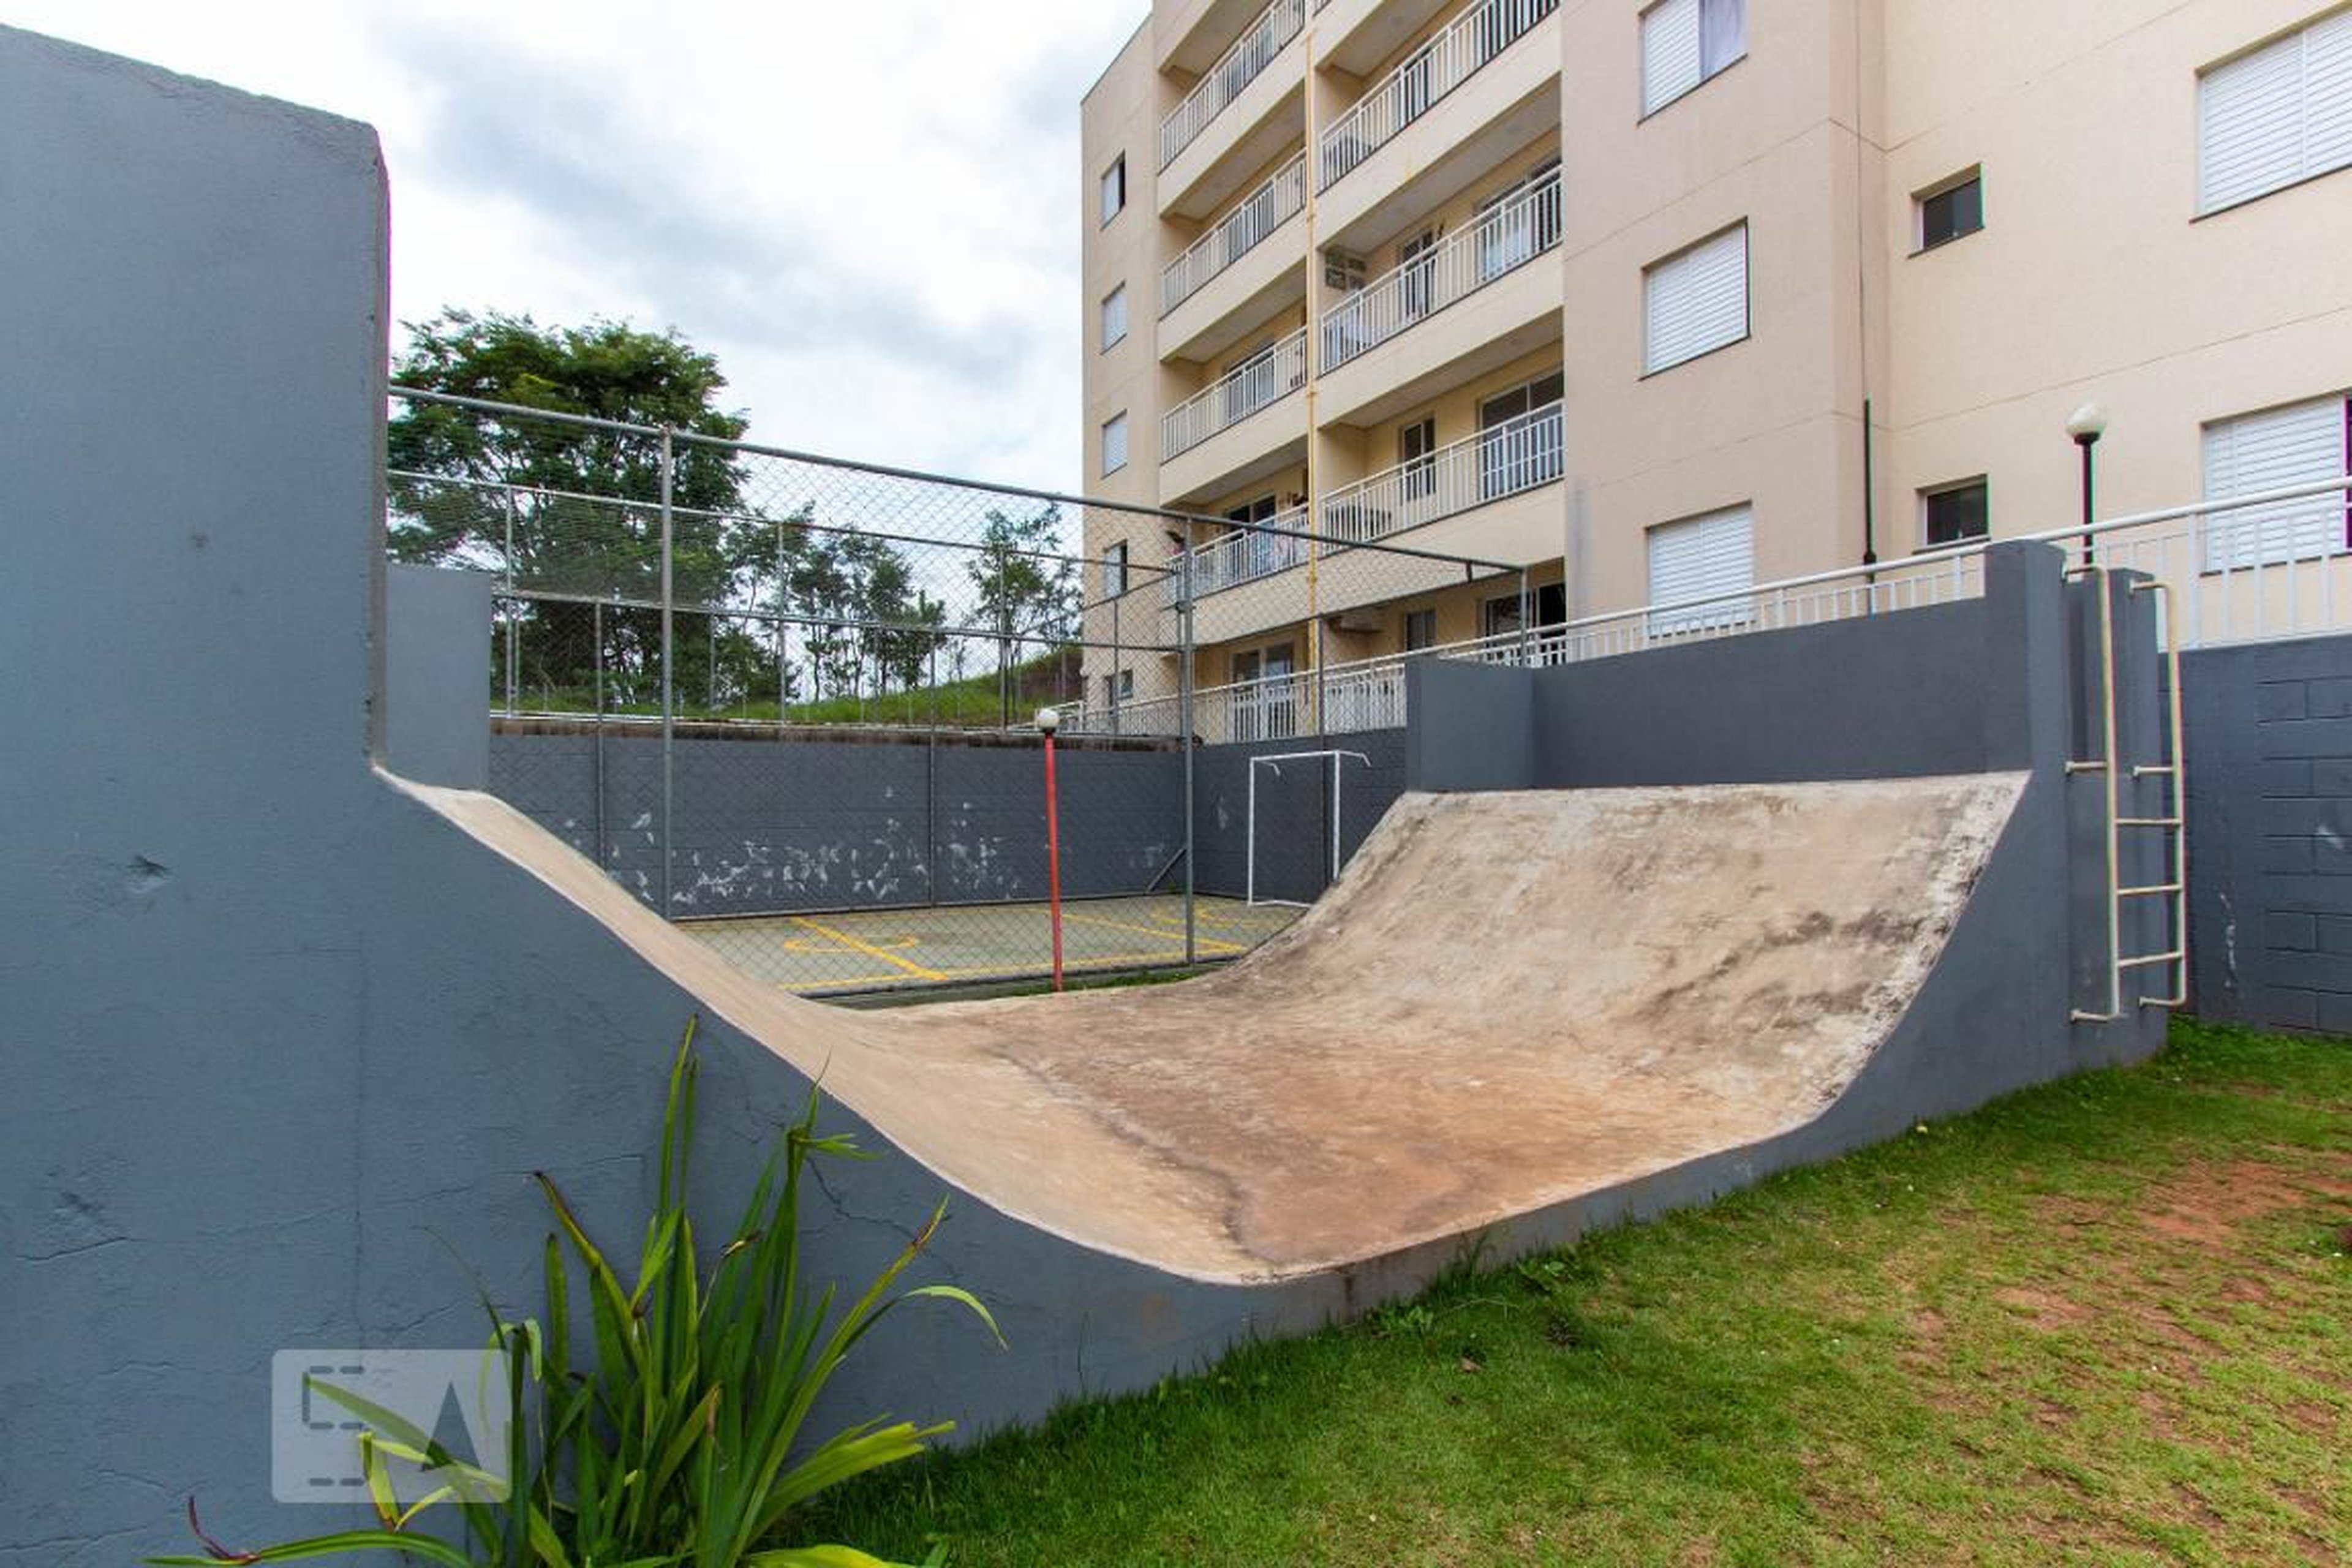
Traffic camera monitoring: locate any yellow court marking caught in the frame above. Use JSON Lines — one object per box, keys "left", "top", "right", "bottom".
{"left": 782, "top": 934, "right": 919, "bottom": 954}
{"left": 1060, "top": 908, "right": 1250, "bottom": 955}
{"left": 786, "top": 916, "right": 948, "bottom": 981}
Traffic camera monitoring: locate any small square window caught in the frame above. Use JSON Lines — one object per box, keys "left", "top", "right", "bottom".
{"left": 1100, "top": 155, "right": 1127, "bottom": 226}
{"left": 1101, "top": 412, "right": 1129, "bottom": 476}
{"left": 1917, "top": 171, "right": 1983, "bottom": 252}
{"left": 1101, "top": 284, "right": 1128, "bottom": 351}
{"left": 1921, "top": 478, "right": 1989, "bottom": 548}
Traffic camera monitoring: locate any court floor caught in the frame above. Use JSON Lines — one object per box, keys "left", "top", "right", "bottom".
{"left": 677, "top": 893, "right": 1302, "bottom": 995}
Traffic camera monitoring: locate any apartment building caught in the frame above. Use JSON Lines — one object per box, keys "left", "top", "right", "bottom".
{"left": 1079, "top": 0, "right": 2352, "bottom": 729}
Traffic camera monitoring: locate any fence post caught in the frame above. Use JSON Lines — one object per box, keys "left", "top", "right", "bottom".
{"left": 658, "top": 425, "right": 675, "bottom": 919}
{"left": 1181, "top": 551, "right": 1197, "bottom": 968}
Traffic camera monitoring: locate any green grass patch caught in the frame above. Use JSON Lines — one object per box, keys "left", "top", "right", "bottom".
{"left": 809, "top": 1020, "right": 2352, "bottom": 1566}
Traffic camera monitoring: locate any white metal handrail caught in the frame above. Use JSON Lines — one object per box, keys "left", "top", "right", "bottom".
{"left": 1161, "top": 328, "right": 1309, "bottom": 461}
{"left": 1163, "top": 153, "right": 1310, "bottom": 316}
{"left": 1321, "top": 170, "right": 1560, "bottom": 369}
{"left": 1165, "top": 505, "right": 1311, "bottom": 604}
{"left": 1318, "top": 0, "right": 1559, "bottom": 189}
{"left": 1069, "top": 472, "right": 2352, "bottom": 745}
{"left": 1320, "top": 400, "right": 1562, "bottom": 545}
{"left": 1160, "top": 0, "right": 1308, "bottom": 170}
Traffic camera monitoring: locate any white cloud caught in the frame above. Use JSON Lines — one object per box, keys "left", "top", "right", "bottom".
{"left": 6, "top": 0, "right": 1146, "bottom": 492}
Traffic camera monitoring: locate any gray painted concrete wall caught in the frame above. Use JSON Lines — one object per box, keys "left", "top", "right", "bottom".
{"left": 384, "top": 565, "right": 491, "bottom": 790}
{"left": 1189, "top": 731, "right": 1408, "bottom": 903}
{"left": 2182, "top": 634, "right": 2352, "bottom": 1033}
{"left": 488, "top": 725, "right": 1188, "bottom": 915}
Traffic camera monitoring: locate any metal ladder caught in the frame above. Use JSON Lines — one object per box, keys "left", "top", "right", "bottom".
{"left": 2068, "top": 567, "right": 2188, "bottom": 1022}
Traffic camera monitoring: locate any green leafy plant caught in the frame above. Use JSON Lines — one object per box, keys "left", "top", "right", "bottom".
{"left": 158, "top": 1017, "right": 998, "bottom": 1568}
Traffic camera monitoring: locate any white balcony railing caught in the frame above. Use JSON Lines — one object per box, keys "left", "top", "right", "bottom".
{"left": 1072, "top": 474, "right": 2352, "bottom": 747}
{"left": 1160, "top": 0, "right": 1309, "bottom": 171}
{"left": 1164, "top": 505, "right": 1311, "bottom": 605}
{"left": 1321, "top": 169, "right": 1559, "bottom": 370}
{"left": 1162, "top": 328, "right": 1309, "bottom": 461}
{"left": 1163, "top": 153, "right": 1310, "bottom": 317}
{"left": 1318, "top": 0, "right": 1559, "bottom": 189}
{"left": 1321, "top": 399, "right": 1562, "bottom": 546}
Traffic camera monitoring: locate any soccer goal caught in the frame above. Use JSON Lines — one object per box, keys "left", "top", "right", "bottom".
{"left": 1245, "top": 749, "right": 1371, "bottom": 907}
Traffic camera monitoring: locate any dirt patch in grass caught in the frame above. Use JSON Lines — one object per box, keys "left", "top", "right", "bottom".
{"left": 1994, "top": 1284, "right": 2087, "bottom": 1330}
{"left": 2132, "top": 1155, "right": 2352, "bottom": 1247}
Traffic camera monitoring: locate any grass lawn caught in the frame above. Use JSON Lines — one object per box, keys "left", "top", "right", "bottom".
{"left": 812, "top": 1020, "right": 2351, "bottom": 1566}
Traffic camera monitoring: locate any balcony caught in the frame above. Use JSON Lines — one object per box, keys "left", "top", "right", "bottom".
{"left": 1161, "top": 0, "right": 1308, "bottom": 171}
{"left": 1163, "top": 153, "right": 1308, "bottom": 317}
{"left": 1320, "top": 399, "right": 1562, "bottom": 546}
{"left": 1319, "top": 167, "right": 1559, "bottom": 371}
{"left": 1163, "top": 328, "right": 1309, "bottom": 462}
{"left": 1164, "top": 506, "right": 1310, "bottom": 606}
{"left": 1317, "top": 0, "right": 1558, "bottom": 191}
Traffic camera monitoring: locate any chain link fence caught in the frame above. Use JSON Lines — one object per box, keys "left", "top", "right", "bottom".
{"left": 386, "top": 388, "right": 1525, "bottom": 995}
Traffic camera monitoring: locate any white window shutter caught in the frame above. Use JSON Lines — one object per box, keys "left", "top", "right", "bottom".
{"left": 2199, "top": 12, "right": 2352, "bottom": 213}
{"left": 1102, "top": 412, "right": 1129, "bottom": 475}
{"left": 2306, "top": 10, "right": 2352, "bottom": 176}
{"left": 1645, "top": 224, "right": 1747, "bottom": 373}
{"left": 1642, "top": 0, "right": 1701, "bottom": 115}
{"left": 2201, "top": 34, "right": 2304, "bottom": 211}
{"left": 1647, "top": 504, "right": 1755, "bottom": 635}
{"left": 2202, "top": 396, "right": 2345, "bottom": 570}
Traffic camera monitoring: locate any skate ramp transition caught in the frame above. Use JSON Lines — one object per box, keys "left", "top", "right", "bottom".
{"left": 408, "top": 770, "right": 2026, "bottom": 1284}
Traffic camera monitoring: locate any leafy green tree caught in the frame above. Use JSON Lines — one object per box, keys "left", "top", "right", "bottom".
{"left": 966, "top": 505, "right": 1082, "bottom": 720}
{"left": 386, "top": 310, "right": 775, "bottom": 704}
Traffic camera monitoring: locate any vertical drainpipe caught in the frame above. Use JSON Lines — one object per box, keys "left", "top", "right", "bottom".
{"left": 1302, "top": 5, "right": 1324, "bottom": 744}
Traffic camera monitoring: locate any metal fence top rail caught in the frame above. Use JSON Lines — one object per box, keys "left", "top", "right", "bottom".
{"left": 388, "top": 466, "right": 1168, "bottom": 579}
{"left": 388, "top": 386, "right": 1522, "bottom": 576}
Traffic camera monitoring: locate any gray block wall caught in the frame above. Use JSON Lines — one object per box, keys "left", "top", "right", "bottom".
{"left": 1189, "top": 730, "right": 1408, "bottom": 903}
{"left": 2182, "top": 634, "right": 2352, "bottom": 1033}
{"left": 484, "top": 724, "right": 1188, "bottom": 915}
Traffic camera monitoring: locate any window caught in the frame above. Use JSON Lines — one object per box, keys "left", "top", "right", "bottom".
{"left": 1646, "top": 504, "right": 1754, "bottom": 636}
{"left": 1482, "top": 584, "right": 1567, "bottom": 638}
{"left": 2202, "top": 393, "right": 2350, "bottom": 570}
{"left": 1404, "top": 608, "right": 1438, "bottom": 650}
{"left": 1921, "top": 479, "right": 1989, "bottom": 548}
{"left": 1104, "top": 669, "right": 1134, "bottom": 709}
{"left": 1644, "top": 224, "right": 1749, "bottom": 373}
{"left": 1916, "top": 170, "right": 1984, "bottom": 251}
{"left": 1641, "top": 0, "right": 1746, "bottom": 116}
{"left": 1100, "top": 154, "right": 1127, "bottom": 225}
{"left": 2198, "top": 11, "right": 2352, "bottom": 214}
{"left": 1232, "top": 643, "right": 1298, "bottom": 742}
{"left": 1478, "top": 371, "right": 1566, "bottom": 499}
{"left": 1102, "top": 540, "right": 1129, "bottom": 598}
{"left": 1101, "top": 412, "right": 1129, "bottom": 475}
{"left": 1100, "top": 284, "right": 1128, "bottom": 351}
{"left": 1398, "top": 229, "right": 1437, "bottom": 319}
{"left": 1474, "top": 159, "right": 1563, "bottom": 284}
{"left": 1400, "top": 417, "right": 1438, "bottom": 500}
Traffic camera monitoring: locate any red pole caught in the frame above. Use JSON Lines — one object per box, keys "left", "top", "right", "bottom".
{"left": 1044, "top": 727, "right": 1065, "bottom": 992}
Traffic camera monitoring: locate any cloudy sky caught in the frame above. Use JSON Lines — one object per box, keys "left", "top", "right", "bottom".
{"left": 10, "top": 0, "right": 1147, "bottom": 492}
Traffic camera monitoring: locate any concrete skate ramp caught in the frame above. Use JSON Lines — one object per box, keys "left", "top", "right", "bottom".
{"left": 404, "top": 771, "right": 2024, "bottom": 1284}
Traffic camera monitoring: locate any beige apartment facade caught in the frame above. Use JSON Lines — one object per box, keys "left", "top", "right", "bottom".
{"left": 1079, "top": 0, "right": 2352, "bottom": 731}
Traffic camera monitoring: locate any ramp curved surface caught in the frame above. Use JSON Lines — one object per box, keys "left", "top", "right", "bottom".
{"left": 404, "top": 772, "right": 2025, "bottom": 1284}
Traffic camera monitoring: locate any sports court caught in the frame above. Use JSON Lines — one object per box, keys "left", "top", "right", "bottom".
{"left": 677, "top": 893, "right": 1300, "bottom": 993}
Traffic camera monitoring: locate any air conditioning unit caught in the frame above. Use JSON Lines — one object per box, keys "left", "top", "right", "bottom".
{"left": 1322, "top": 249, "right": 1367, "bottom": 290}
{"left": 1331, "top": 609, "right": 1385, "bottom": 633}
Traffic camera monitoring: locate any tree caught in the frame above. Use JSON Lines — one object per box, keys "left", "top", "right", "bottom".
{"left": 966, "top": 505, "right": 1082, "bottom": 718}
{"left": 386, "top": 309, "right": 777, "bottom": 707}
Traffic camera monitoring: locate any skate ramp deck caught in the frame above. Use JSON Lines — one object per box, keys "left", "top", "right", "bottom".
{"left": 402, "top": 772, "right": 2026, "bottom": 1284}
